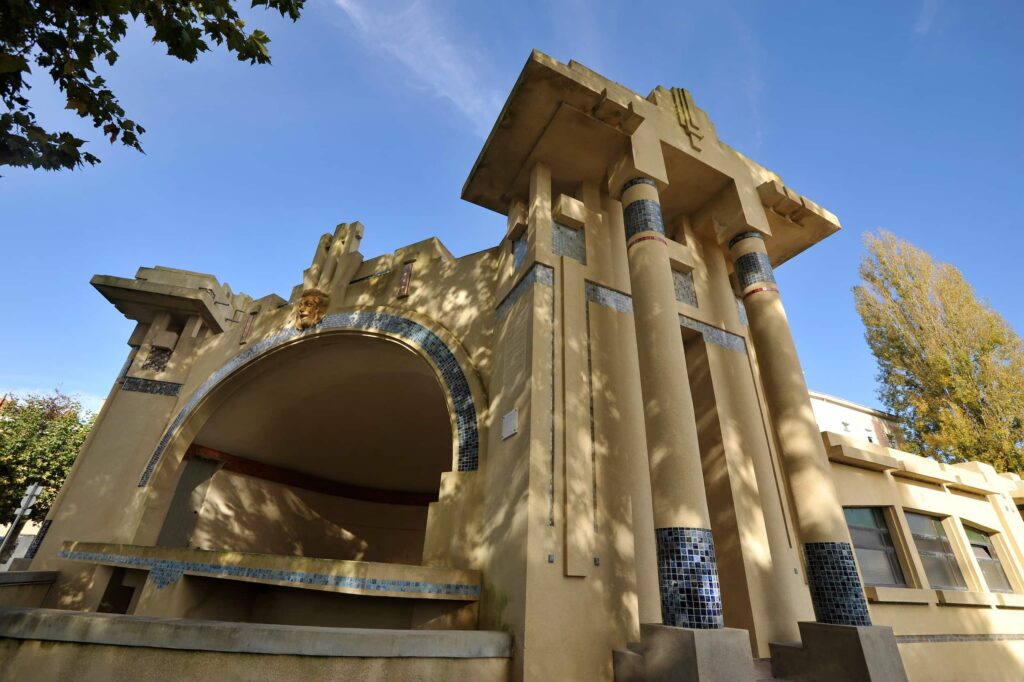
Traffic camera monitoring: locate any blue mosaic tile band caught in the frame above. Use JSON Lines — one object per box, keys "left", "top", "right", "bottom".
{"left": 672, "top": 270, "right": 697, "bottom": 307}
{"left": 122, "top": 377, "right": 182, "bottom": 397}
{"left": 583, "top": 283, "right": 743, "bottom": 354}
{"left": 804, "top": 541, "right": 872, "bottom": 626}
{"left": 735, "top": 251, "right": 776, "bottom": 289}
{"left": 552, "top": 221, "right": 586, "bottom": 265}
{"left": 655, "top": 527, "right": 724, "bottom": 629}
{"left": 584, "top": 282, "right": 633, "bottom": 314}
{"left": 735, "top": 298, "right": 749, "bottom": 326}
{"left": 24, "top": 519, "right": 51, "bottom": 560}
{"left": 139, "top": 311, "right": 480, "bottom": 486}
{"left": 623, "top": 199, "right": 665, "bottom": 241}
{"left": 727, "top": 230, "right": 764, "bottom": 249}
{"left": 679, "top": 315, "right": 746, "bottom": 354}
{"left": 495, "top": 263, "right": 554, "bottom": 323}
{"left": 58, "top": 550, "right": 481, "bottom": 597}
{"left": 621, "top": 177, "right": 657, "bottom": 193}
{"left": 512, "top": 234, "right": 528, "bottom": 270}
{"left": 897, "top": 634, "right": 1024, "bottom": 643}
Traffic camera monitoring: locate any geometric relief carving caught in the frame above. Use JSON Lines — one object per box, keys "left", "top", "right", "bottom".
{"left": 141, "top": 347, "right": 172, "bottom": 372}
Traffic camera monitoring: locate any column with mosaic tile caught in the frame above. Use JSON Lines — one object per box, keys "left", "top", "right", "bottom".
{"left": 728, "top": 230, "right": 871, "bottom": 627}
{"left": 620, "top": 176, "right": 724, "bottom": 629}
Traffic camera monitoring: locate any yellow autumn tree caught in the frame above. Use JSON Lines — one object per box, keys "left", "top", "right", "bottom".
{"left": 854, "top": 231, "right": 1024, "bottom": 472}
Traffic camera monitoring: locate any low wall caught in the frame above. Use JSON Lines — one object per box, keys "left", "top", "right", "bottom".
{"left": 0, "top": 572, "right": 55, "bottom": 608}
{"left": 898, "top": 639, "right": 1024, "bottom": 682}
{"left": 0, "top": 606, "right": 511, "bottom": 682}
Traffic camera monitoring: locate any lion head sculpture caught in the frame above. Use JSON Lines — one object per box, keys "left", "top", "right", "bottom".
{"left": 295, "top": 289, "right": 329, "bottom": 330}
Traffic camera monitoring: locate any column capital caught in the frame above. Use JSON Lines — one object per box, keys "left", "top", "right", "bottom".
{"left": 621, "top": 176, "right": 658, "bottom": 194}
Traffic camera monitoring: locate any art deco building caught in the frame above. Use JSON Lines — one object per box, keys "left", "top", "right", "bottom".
{"left": 2, "top": 51, "right": 1023, "bottom": 682}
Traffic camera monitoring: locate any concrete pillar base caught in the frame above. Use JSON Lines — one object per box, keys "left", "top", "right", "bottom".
{"left": 613, "top": 624, "right": 753, "bottom": 682}
{"left": 769, "top": 622, "right": 908, "bottom": 682}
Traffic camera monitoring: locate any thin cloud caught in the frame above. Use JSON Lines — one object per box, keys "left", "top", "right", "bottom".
{"left": 332, "top": 0, "right": 503, "bottom": 136}
{"left": 914, "top": 0, "right": 940, "bottom": 35}
{"left": 726, "top": 10, "right": 765, "bottom": 152}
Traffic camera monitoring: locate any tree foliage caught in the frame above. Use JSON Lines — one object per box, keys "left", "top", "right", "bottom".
{"left": 0, "top": 391, "right": 94, "bottom": 525}
{"left": 1, "top": 0, "right": 304, "bottom": 171}
{"left": 854, "top": 231, "right": 1024, "bottom": 472}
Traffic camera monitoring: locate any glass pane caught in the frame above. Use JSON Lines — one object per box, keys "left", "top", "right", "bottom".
{"left": 914, "top": 536, "right": 949, "bottom": 555}
{"left": 980, "top": 560, "right": 1013, "bottom": 593}
{"left": 850, "top": 527, "right": 887, "bottom": 550}
{"left": 964, "top": 527, "right": 990, "bottom": 547}
{"left": 972, "top": 544, "right": 993, "bottom": 560}
{"left": 921, "top": 554, "right": 966, "bottom": 590}
{"left": 905, "top": 512, "right": 937, "bottom": 537}
{"left": 855, "top": 548, "right": 904, "bottom": 587}
{"left": 845, "top": 508, "right": 880, "bottom": 529}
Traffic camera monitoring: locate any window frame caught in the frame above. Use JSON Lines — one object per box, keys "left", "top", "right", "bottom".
{"left": 962, "top": 524, "right": 1015, "bottom": 594}
{"left": 904, "top": 511, "right": 969, "bottom": 591}
{"left": 843, "top": 506, "right": 908, "bottom": 588}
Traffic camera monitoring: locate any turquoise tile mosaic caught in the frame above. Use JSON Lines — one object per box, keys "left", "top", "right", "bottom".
{"left": 122, "top": 377, "right": 181, "bottom": 397}
{"left": 672, "top": 270, "right": 697, "bottom": 307}
{"left": 655, "top": 527, "right": 724, "bottom": 629}
{"left": 552, "top": 222, "right": 586, "bottom": 264}
{"left": 804, "top": 541, "right": 871, "bottom": 626}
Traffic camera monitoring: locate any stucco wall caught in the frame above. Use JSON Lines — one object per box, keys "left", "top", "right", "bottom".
{"left": 193, "top": 470, "right": 428, "bottom": 564}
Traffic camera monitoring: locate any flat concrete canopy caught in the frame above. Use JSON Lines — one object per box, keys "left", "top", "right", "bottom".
{"left": 91, "top": 275, "right": 226, "bottom": 333}
{"left": 462, "top": 51, "right": 842, "bottom": 269}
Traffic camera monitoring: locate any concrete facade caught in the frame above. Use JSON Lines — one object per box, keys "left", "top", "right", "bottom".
{"left": 2, "top": 52, "right": 1023, "bottom": 680}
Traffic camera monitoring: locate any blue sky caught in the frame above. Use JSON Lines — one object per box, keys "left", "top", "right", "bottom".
{"left": 3, "top": 0, "right": 1022, "bottom": 413}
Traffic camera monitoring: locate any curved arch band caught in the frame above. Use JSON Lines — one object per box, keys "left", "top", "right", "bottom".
{"left": 137, "top": 310, "right": 481, "bottom": 487}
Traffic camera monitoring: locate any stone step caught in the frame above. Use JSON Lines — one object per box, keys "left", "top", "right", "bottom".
{"left": 613, "top": 648, "right": 645, "bottom": 682}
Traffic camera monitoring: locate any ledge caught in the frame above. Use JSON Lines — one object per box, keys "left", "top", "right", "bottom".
{"left": 0, "top": 572, "right": 56, "bottom": 587}
{"left": 864, "top": 586, "right": 933, "bottom": 605}
{"left": 60, "top": 542, "right": 480, "bottom": 602}
{"left": 0, "top": 607, "right": 511, "bottom": 658}
{"left": 936, "top": 590, "right": 996, "bottom": 608}
{"left": 826, "top": 443, "right": 900, "bottom": 472}
{"left": 995, "top": 593, "right": 1024, "bottom": 609}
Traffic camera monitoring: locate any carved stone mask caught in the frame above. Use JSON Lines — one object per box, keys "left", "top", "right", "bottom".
{"left": 296, "top": 289, "right": 328, "bottom": 330}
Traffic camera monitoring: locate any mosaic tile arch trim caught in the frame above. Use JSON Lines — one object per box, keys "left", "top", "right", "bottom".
{"left": 57, "top": 549, "right": 481, "bottom": 597}
{"left": 137, "top": 309, "right": 483, "bottom": 487}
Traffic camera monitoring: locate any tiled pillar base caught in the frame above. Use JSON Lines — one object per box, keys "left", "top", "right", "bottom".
{"left": 654, "top": 528, "right": 724, "bottom": 628}
{"left": 804, "top": 541, "right": 871, "bottom": 626}
{"left": 638, "top": 624, "right": 753, "bottom": 682}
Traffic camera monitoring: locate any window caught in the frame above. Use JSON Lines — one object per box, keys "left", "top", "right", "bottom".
{"left": 844, "top": 507, "right": 906, "bottom": 587}
{"left": 905, "top": 512, "right": 967, "bottom": 590}
{"left": 965, "top": 526, "right": 1013, "bottom": 593}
